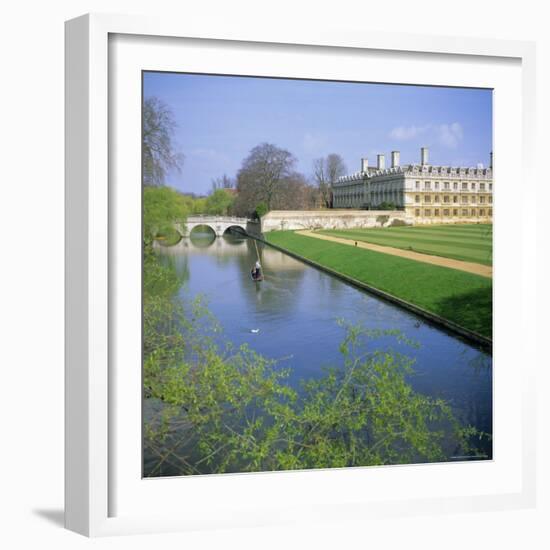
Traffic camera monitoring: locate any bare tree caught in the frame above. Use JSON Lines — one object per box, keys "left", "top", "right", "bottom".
{"left": 313, "top": 158, "right": 329, "bottom": 208}
{"left": 142, "top": 96, "right": 184, "bottom": 186}
{"left": 211, "top": 174, "right": 235, "bottom": 192}
{"left": 276, "top": 172, "right": 315, "bottom": 210}
{"left": 313, "top": 153, "right": 347, "bottom": 208}
{"left": 233, "top": 143, "right": 297, "bottom": 215}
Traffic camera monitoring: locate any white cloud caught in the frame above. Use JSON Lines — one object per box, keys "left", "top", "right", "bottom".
{"left": 436, "top": 122, "right": 463, "bottom": 149}
{"left": 389, "top": 125, "right": 429, "bottom": 141}
{"left": 388, "top": 122, "right": 464, "bottom": 149}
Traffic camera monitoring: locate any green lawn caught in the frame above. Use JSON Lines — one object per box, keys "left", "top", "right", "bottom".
{"left": 265, "top": 231, "right": 492, "bottom": 339}
{"left": 318, "top": 224, "right": 493, "bottom": 266}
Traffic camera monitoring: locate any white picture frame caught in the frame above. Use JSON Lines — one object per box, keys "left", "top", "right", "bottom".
{"left": 65, "top": 13, "right": 537, "bottom": 537}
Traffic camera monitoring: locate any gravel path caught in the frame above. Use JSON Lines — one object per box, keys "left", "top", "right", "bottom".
{"left": 296, "top": 230, "right": 493, "bottom": 278}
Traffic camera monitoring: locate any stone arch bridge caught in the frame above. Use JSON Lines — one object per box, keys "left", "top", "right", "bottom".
{"left": 175, "top": 216, "right": 252, "bottom": 237}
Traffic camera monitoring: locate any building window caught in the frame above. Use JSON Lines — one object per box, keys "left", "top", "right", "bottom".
{"left": 435, "top": 209, "right": 440, "bottom": 216}
{"left": 415, "top": 209, "right": 420, "bottom": 217}
{"left": 415, "top": 181, "right": 420, "bottom": 189}
{"left": 444, "top": 195, "right": 450, "bottom": 203}
{"left": 488, "top": 209, "right": 493, "bottom": 216}
{"left": 480, "top": 209, "right": 485, "bottom": 216}
{"left": 479, "top": 196, "right": 485, "bottom": 203}
{"left": 443, "top": 209, "right": 450, "bottom": 216}
{"left": 415, "top": 195, "right": 420, "bottom": 203}
{"left": 462, "top": 196, "right": 468, "bottom": 204}
{"left": 471, "top": 182, "right": 476, "bottom": 190}
{"left": 453, "top": 196, "right": 458, "bottom": 203}
{"left": 424, "top": 181, "right": 430, "bottom": 190}
{"left": 424, "top": 195, "right": 431, "bottom": 203}
{"left": 435, "top": 182, "right": 439, "bottom": 190}
{"left": 444, "top": 182, "right": 450, "bottom": 190}
{"left": 453, "top": 209, "right": 458, "bottom": 216}
{"left": 425, "top": 209, "right": 431, "bottom": 217}
{"left": 453, "top": 182, "right": 458, "bottom": 190}
{"left": 489, "top": 183, "right": 493, "bottom": 191}
{"left": 471, "top": 196, "right": 476, "bottom": 203}
{"left": 489, "top": 196, "right": 493, "bottom": 203}
{"left": 434, "top": 195, "right": 440, "bottom": 203}
{"left": 471, "top": 209, "right": 476, "bottom": 216}
{"left": 480, "top": 183, "right": 485, "bottom": 191}
{"left": 462, "top": 182, "right": 468, "bottom": 190}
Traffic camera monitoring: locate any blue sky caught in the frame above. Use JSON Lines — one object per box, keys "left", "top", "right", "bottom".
{"left": 143, "top": 72, "right": 492, "bottom": 195}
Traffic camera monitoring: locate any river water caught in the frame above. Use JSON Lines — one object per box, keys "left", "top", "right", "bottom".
{"left": 155, "top": 232, "right": 493, "bottom": 459}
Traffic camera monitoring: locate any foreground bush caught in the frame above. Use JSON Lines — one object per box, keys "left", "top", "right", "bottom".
{"left": 143, "top": 255, "right": 484, "bottom": 477}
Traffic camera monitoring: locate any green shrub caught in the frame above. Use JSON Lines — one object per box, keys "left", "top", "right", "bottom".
{"left": 255, "top": 201, "right": 269, "bottom": 219}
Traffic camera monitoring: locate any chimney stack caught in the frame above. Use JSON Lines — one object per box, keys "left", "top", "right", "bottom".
{"left": 391, "top": 151, "right": 400, "bottom": 168}
{"left": 421, "top": 147, "right": 429, "bottom": 166}
{"left": 377, "top": 154, "right": 385, "bottom": 170}
{"left": 361, "top": 158, "right": 369, "bottom": 172}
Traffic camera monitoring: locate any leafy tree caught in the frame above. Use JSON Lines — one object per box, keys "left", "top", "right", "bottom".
{"left": 143, "top": 96, "right": 184, "bottom": 186}
{"left": 313, "top": 154, "right": 347, "bottom": 208}
{"left": 191, "top": 197, "right": 208, "bottom": 215}
{"left": 204, "top": 188, "right": 235, "bottom": 216}
{"left": 143, "top": 186, "right": 189, "bottom": 245}
{"left": 254, "top": 201, "right": 269, "bottom": 219}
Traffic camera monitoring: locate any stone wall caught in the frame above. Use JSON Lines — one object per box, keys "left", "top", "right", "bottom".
{"left": 261, "top": 210, "right": 413, "bottom": 232}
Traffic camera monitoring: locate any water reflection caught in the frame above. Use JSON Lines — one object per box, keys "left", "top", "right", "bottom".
{"left": 190, "top": 229, "right": 216, "bottom": 248}
{"left": 156, "top": 234, "right": 492, "bottom": 451}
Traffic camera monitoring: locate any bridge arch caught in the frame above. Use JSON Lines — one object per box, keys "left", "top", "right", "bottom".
{"left": 178, "top": 216, "right": 250, "bottom": 238}
{"left": 223, "top": 225, "right": 248, "bottom": 236}
{"left": 188, "top": 223, "right": 217, "bottom": 237}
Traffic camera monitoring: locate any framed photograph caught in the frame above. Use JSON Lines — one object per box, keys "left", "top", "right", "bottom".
{"left": 65, "top": 13, "right": 537, "bottom": 536}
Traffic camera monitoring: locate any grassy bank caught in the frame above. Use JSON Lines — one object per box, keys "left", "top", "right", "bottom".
{"left": 264, "top": 231, "right": 492, "bottom": 339}
{"left": 319, "top": 224, "right": 493, "bottom": 266}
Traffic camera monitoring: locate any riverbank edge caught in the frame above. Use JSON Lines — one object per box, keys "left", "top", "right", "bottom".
{"left": 255, "top": 234, "right": 493, "bottom": 351}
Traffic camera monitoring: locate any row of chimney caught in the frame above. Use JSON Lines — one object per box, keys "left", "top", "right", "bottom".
{"left": 361, "top": 148, "right": 493, "bottom": 172}
{"left": 361, "top": 147, "right": 429, "bottom": 171}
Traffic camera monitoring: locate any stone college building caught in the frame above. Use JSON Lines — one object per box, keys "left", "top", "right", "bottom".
{"left": 332, "top": 147, "right": 493, "bottom": 223}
